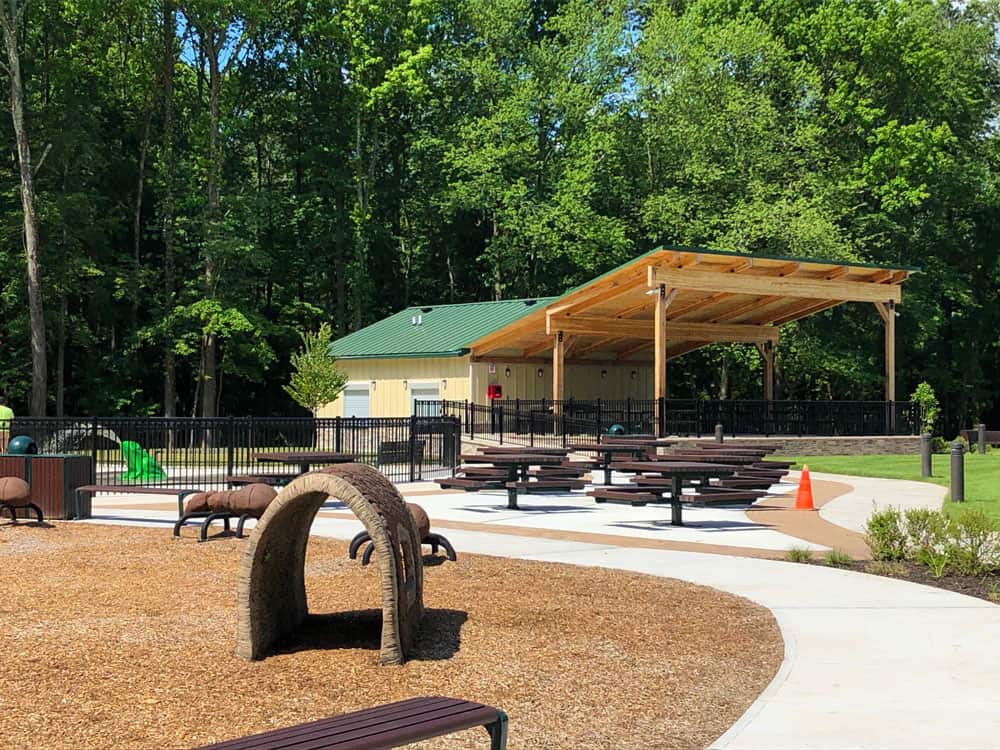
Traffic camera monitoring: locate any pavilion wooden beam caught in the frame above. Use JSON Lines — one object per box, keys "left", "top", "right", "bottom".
{"left": 666, "top": 341, "right": 710, "bottom": 360}
{"left": 649, "top": 266, "right": 902, "bottom": 303}
{"left": 667, "top": 292, "right": 734, "bottom": 320}
{"left": 547, "top": 314, "right": 779, "bottom": 343}
{"left": 545, "top": 265, "right": 651, "bottom": 316}
{"left": 766, "top": 299, "right": 843, "bottom": 326}
{"left": 616, "top": 340, "right": 652, "bottom": 361}
{"left": 523, "top": 339, "right": 554, "bottom": 357}
{"left": 574, "top": 336, "right": 626, "bottom": 357}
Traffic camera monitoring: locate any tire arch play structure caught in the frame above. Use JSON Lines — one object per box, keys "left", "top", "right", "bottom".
{"left": 235, "top": 463, "right": 424, "bottom": 665}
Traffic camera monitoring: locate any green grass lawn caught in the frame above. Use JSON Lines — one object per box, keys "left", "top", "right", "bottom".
{"left": 777, "top": 452, "right": 1000, "bottom": 521}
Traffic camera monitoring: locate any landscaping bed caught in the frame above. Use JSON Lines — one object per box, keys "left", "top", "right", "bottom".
{"left": 0, "top": 523, "right": 782, "bottom": 750}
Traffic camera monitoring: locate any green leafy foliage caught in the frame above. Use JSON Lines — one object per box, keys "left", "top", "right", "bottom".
{"left": 910, "top": 382, "right": 940, "bottom": 435}
{"left": 0, "top": 0, "right": 996, "bottom": 420}
{"left": 283, "top": 324, "right": 348, "bottom": 416}
{"left": 823, "top": 549, "right": 853, "bottom": 568}
{"left": 865, "top": 507, "right": 909, "bottom": 561}
{"left": 784, "top": 547, "right": 813, "bottom": 563}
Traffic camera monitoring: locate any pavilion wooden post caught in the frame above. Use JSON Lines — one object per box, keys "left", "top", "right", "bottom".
{"left": 875, "top": 301, "right": 896, "bottom": 433}
{"left": 553, "top": 330, "right": 565, "bottom": 419}
{"left": 757, "top": 340, "right": 775, "bottom": 401}
{"left": 654, "top": 284, "right": 668, "bottom": 436}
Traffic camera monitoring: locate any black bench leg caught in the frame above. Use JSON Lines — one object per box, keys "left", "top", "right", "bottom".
{"left": 200, "top": 513, "right": 232, "bottom": 542}
{"left": 485, "top": 710, "right": 509, "bottom": 750}
{"left": 0, "top": 502, "right": 16, "bottom": 524}
{"left": 27, "top": 503, "right": 43, "bottom": 524}
{"left": 236, "top": 514, "right": 258, "bottom": 538}
{"left": 361, "top": 541, "right": 376, "bottom": 566}
{"left": 425, "top": 533, "right": 457, "bottom": 561}
{"left": 173, "top": 512, "right": 200, "bottom": 537}
{"left": 670, "top": 476, "right": 684, "bottom": 526}
{"left": 349, "top": 531, "right": 371, "bottom": 559}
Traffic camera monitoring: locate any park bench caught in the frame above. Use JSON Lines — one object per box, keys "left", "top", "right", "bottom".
{"left": 224, "top": 473, "right": 296, "bottom": 488}
{"left": 195, "top": 696, "right": 508, "bottom": 750}
{"left": 72, "top": 484, "right": 197, "bottom": 521}
{"left": 377, "top": 439, "right": 425, "bottom": 465}
{"left": 961, "top": 428, "right": 1000, "bottom": 447}
{"left": 505, "top": 479, "right": 587, "bottom": 492}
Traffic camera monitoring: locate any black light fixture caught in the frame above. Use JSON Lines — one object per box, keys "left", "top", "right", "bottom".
{"left": 601, "top": 369, "right": 608, "bottom": 379}
{"left": 630, "top": 370, "right": 637, "bottom": 380}
{"left": 537, "top": 368, "right": 544, "bottom": 377}
{"left": 505, "top": 367, "right": 511, "bottom": 377}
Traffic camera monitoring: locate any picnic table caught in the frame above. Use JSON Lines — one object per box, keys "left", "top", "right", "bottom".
{"left": 658, "top": 451, "right": 763, "bottom": 466}
{"left": 606, "top": 460, "right": 737, "bottom": 525}
{"left": 476, "top": 446, "right": 569, "bottom": 456}
{"left": 566, "top": 441, "right": 655, "bottom": 486}
{"left": 253, "top": 451, "right": 354, "bottom": 475}
{"left": 458, "top": 452, "right": 567, "bottom": 509}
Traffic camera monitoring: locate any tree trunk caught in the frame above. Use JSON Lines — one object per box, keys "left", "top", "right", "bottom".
{"left": 200, "top": 25, "right": 221, "bottom": 419}
{"left": 2, "top": 13, "right": 47, "bottom": 416}
{"left": 161, "top": 0, "right": 177, "bottom": 418}
{"left": 131, "top": 111, "right": 151, "bottom": 330}
{"left": 56, "top": 296, "right": 65, "bottom": 417}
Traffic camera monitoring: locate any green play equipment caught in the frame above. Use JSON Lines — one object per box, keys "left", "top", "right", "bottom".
{"left": 119, "top": 440, "right": 168, "bottom": 482}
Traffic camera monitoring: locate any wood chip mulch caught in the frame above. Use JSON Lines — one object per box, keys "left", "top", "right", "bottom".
{"left": 0, "top": 523, "right": 782, "bottom": 749}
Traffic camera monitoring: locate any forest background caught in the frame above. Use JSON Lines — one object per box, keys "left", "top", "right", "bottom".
{"left": 0, "top": 0, "right": 996, "bottom": 434}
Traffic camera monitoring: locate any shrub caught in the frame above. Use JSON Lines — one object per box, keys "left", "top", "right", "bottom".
{"left": 903, "top": 508, "right": 948, "bottom": 561}
{"left": 922, "top": 550, "right": 950, "bottom": 578}
{"left": 823, "top": 549, "right": 852, "bottom": 568}
{"left": 866, "top": 507, "right": 908, "bottom": 561}
{"left": 944, "top": 509, "right": 1000, "bottom": 576}
{"left": 785, "top": 547, "right": 813, "bottom": 563}
{"left": 910, "top": 381, "right": 939, "bottom": 435}
{"left": 931, "top": 436, "right": 949, "bottom": 454}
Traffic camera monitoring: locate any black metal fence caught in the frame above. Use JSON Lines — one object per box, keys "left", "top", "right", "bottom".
{"left": 7, "top": 415, "right": 461, "bottom": 488}
{"left": 416, "top": 398, "right": 921, "bottom": 445}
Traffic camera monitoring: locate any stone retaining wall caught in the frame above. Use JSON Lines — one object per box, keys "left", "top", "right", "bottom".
{"left": 671, "top": 435, "right": 921, "bottom": 455}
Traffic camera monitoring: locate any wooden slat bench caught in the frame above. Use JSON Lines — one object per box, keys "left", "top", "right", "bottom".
{"left": 589, "top": 487, "right": 659, "bottom": 506}
{"left": 225, "top": 473, "right": 297, "bottom": 488}
{"left": 73, "top": 484, "right": 198, "bottom": 521}
{"left": 437, "top": 476, "right": 494, "bottom": 491}
{"left": 506, "top": 479, "right": 587, "bottom": 491}
{"left": 195, "top": 696, "right": 508, "bottom": 749}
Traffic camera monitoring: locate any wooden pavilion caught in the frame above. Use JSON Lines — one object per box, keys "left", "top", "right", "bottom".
{"left": 467, "top": 247, "right": 913, "bottom": 434}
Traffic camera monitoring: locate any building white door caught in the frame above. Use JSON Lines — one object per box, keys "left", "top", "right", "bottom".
{"left": 342, "top": 386, "right": 371, "bottom": 417}
{"left": 411, "top": 385, "right": 440, "bottom": 416}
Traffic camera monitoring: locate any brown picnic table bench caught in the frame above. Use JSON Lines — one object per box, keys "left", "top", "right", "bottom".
{"left": 450, "top": 448, "right": 586, "bottom": 510}
{"left": 194, "top": 696, "right": 508, "bottom": 749}
{"left": 566, "top": 441, "right": 656, "bottom": 486}
{"left": 252, "top": 451, "right": 354, "bottom": 475}
{"left": 595, "top": 461, "right": 737, "bottom": 525}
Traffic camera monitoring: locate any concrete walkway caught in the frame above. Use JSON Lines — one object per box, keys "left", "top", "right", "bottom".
{"left": 816, "top": 471, "right": 948, "bottom": 534}
{"left": 87, "top": 472, "right": 1000, "bottom": 749}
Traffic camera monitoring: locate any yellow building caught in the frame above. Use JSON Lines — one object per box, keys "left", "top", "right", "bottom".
{"left": 320, "top": 297, "right": 654, "bottom": 417}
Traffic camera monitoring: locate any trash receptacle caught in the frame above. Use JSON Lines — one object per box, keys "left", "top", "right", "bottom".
{"left": 7, "top": 435, "right": 38, "bottom": 455}
{"left": 608, "top": 424, "right": 626, "bottom": 437}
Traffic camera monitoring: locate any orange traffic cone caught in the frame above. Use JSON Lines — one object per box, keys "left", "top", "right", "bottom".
{"left": 794, "top": 465, "right": 815, "bottom": 511}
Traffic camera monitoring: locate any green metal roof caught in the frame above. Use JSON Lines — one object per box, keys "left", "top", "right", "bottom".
{"left": 329, "top": 297, "right": 558, "bottom": 360}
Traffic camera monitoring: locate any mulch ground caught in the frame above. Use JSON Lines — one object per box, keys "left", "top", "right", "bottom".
{"left": 0, "top": 523, "right": 782, "bottom": 750}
